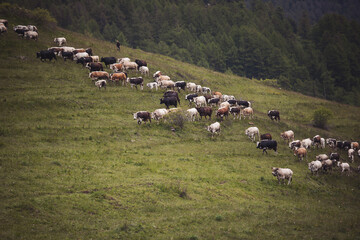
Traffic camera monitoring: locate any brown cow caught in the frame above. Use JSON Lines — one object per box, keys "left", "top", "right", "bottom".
{"left": 110, "top": 72, "right": 127, "bottom": 85}
{"left": 294, "top": 147, "right": 307, "bottom": 161}
{"left": 196, "top": 107, "right": 212, "bottom": 120}
{"left": 241, "top": 107, "right": 253, "bottom": 119}
{"left": 133, "top": 111, "right": 151, "bottom": 125}
{"left": 261, "top": 133, "right": 272, "bottom": 140}
{"left": 216, "top": 106, "right": 229, "bottom": 120}
{"left": 89, "top": 71, "right": 109, "bottom": 80}
{"left": 110, "top": 63, "right": 123, "bottom": 72}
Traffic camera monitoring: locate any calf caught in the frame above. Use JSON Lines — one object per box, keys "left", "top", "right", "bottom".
{"left": 257, "top": 140, "right": 277, "bottom": 154}
{"left": 268, "top": 110, "right": 280, "bottom": 121}
{"left": 133, "top": 111, "right": 151, "bottom": 125}
{"left": 94, "top": 80, "right": 106, "bottom": 90}
{"left": 147, "top": 82, "right": 158, "bottom": 91}
{"left": 127, "top": 77, "right": 144, "bottom": 90}
{"left": 260, "top": 133, "right": 272, "bottom": 141}
{"left": 196, "top": 107, "right": 212, "bottom": 120}
{"left": 271, "top": 167, "right": 293, "bottom": 185}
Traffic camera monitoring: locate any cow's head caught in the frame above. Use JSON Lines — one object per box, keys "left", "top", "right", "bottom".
{"left": 271, "top": 167, "right": 278, "bottom": 176}
{"left": 133, "top": 112, "right": 138, "bottom": 120}
{"left": 256, "top": 141, "right": 260, "bottom": 148}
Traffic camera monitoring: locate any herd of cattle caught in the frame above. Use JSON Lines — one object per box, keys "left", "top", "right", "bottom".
{"left": 3, "top": 19, "right": 359, "bottom": 185}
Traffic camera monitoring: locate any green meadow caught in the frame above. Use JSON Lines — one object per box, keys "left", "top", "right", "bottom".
{"left": 1, "top": 17, "right": 360, "bottom": 239}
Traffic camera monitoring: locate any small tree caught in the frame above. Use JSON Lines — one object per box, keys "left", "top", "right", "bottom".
{"left": 313, "top": 107, "right": 332, "bottom": 129}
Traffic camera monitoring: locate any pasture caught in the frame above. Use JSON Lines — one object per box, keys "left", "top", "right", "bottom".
{"left": 1, "top": 17, "right": 360, "bottom": 239}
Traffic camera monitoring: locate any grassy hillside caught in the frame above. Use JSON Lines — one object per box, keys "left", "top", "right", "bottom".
{"left": 1, "top": 16, "right": 360, "bottom": 240}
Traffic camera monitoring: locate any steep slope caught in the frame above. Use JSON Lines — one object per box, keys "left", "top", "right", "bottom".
{"left": 0, "top": 16, "right": 360, "bottom": 239}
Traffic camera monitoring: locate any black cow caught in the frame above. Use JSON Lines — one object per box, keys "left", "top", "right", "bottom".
{"left": 61, "top": 51, "right": 74, "bottom": 61}
{"left": 135, "top": 59, "right": 147, "bottom": 70}
{"left": 127, "top": 77, "right": 144, "bottom": 90}
{"left": 256, "top": 140, "right": 277, "bottom": 154}
{"left": 260, "top": 133, "right": 272, "bottom": 140}
{"left": 326, "top": 138, "right": 337, "bottom": 148}
{"left": 160, "top": 97, "right": 178, "bottom": 109}
{"left": 336, "top": 141, "right": 351, "bottom": 150}
{"left": 196, "top": 107, "right": 212, "bottom": 120}
{"left": 14, "top": 28, "right": 28, "bottom": 37}
{"left": 227, "top": 99, "right": 237, "bottom": 105}
{"left": 100, "top": 57, "right": 116, "bottom": 67}
{"left": 86, "top": 48, "right": 93, "bottom": 56}
{"left": 86, "top": 62, "right": 103, "bottom": 72}
{"left": 330, "top": 153, "right": 340, "bottom": 162}
{"left": 268, "top": 110, "right": 280, "bottom": 121}
{"left": 133, "top": 111, "right": 151, "bottom": 125}
{"left": 164, "top": 91, "right": 180, "bottom": 104}
{"left": 36, "top": 50, "right": 57, "bottom": 62}
{"left": 77, "top": 57, "right": 93, "bottom": 66}
{"left": 208, "top": 98, "right": 220, "bottom": 106}
{"left": 237, "top": 100, "right": 251, "bottom": 108}
{"left": 175, "top": 81, "right": 186, "bottom": 92}
{"left": 185, "top": 94, "right": 198, "bottom": 105}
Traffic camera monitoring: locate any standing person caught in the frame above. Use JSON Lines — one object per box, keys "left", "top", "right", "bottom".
{"left": 116, "top": 40, "right": 120, "bottom": 51}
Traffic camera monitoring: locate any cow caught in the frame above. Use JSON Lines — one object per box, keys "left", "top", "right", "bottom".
{"left": 90, "top": 56, "right": 99, "bottom": 62}
{"left": 133, "top": 111, "right": 151, "bottom": 125}
{"left": 14, "top": 28, "right": 28, "bottom": 37}
{"left": 73, "top": 52, "right": 89, "bottom": 61}
{"left": 0, "top": 24, "right": 7, "bottom": 34}
{"left": 175, "top": 81, "right": 186, "bottom": 92}
{"left": 73, "top": 48, "right": 86, "bottom": 54}
{"left": 159, "top": 80, "right": 175, "bottom": 90}
{"left": 237, "top": 100, "right": 251, "bottom": 108}
{"left": 337, "top": 162, "right": 350, "bottom": 175}
{"left": 260, "top": 133, "right": 272, "bottom": 140}
{"left": 194, "top": 96, "right": 207, "bottom": 107}
{"left": 289, "top": 140, "right": 301, "bottom": 150}
{"left": 76, "top": 57, "right": 93, "bottom": 66}
{"left": 240, "top": 107, "right": 253, "bottom": 119}
{"left": 134, "top": 59, "right": 147, "bottom": 70}
{"left": 326, "top": 138, "right": 337, "bottom": 148}
{"left": 118, "top": 58, "right": 130, "bottom": 64}
{"left": 187, "top": 108, "right": 199, "bottom": 121}
{"left": 313, "top": 135, "right": 322, "bottom": 148}
{"left": 60, "top": 51, "right": 74, "bottom": 61}
{"left": 36, "top": 50, "right": 57, "bottom": 62}
{"left": 139, "top": 66, "right": 150, "bottom": 76}
{"left": 329, "top": 153, "right": 340, "bottom": 162}
{"left": 85, "top": 48, "right": 93, "bottom": 56}
{"left": 301, "top": 138, "right": 312, "bottom": 149}
{"left": 163, "top": 91, "right": 180, "bottom": 104}
{"left": 122, "top": 61, "right": 138, "bottom": 71}
{"left": 245, "top": 127, "right": 260, "bottom": 142}
{"left": 268, "top": 110, "right": 280, "bottom": 121}
{"left": 227, "top": 99, "right": 237, "bottom": 106}
{"left": 213, "top": 91, "right": 222, "bottom": 99}
{"left": 257, "top": 140, "right": 277, "bottom": 154}
{"left": 160, "top": 97, "right": 178, "bottom": 109}
{"left": 186, "top": 82, "right": 197, "bottom": 92}
{"left": 207, "top": 122, "right": 221, "bottom": 138}
{"left": 196, "top": 85, "right": 202, "bottom": 93}
{"left": 230, "top": 107, "right": 241, "bottom": 119}
{"left": 86, "top": 62, "right": 103, "bottom": 72}
{"left": 294, "top": 147, "right": 307, "bottom": 161}
{"left": 216, "top": 106, "right": 229, "bottom": 120}
{"left": 127, "top": 77, "right": 144, "bottom": 90}
{"left": 337, "top": 141, "right": 351, "bottom": 151}
{"left": 208, "top": 98, "right": 220, "bottom": 107}
{"left": 220, "top": 102, "right": 230, "bottom": 109}
{"left": 110, "top": 72, "right": 128, "bottom": 85}
{"left": 280, "top": 130, "right": 294, "bottom": 143}
{"left": 27, "top": 25, "right": 38, "bottom": 32}
{"left": 101, "top": 57, "right": 117, "bottom": 67}
{"left": 185, "top": 94, "right": 198, "bottom": 105}
{"left": 89, "top": 71, "right": 109, "bottom": 81}
{"left": 110, "top": 63, "right": 123, "bottom": 72}
{"left": 54, "top": 37, "right": 66, "bottom": 46}
{"left": 94, "top": 80, "right": 106, "bottom": 90}
{"left": 351, "top": 142, "right": 359, "bottom": 150}
{"left": 316, "top": 154, "right": 329, "bottom": 162}
{"left": 348, "top": 149, "right": 355, "bottom": 162}
{"left": 202, "top": 87, "right": 211, "bottom": 94}
{"left": 0, "top": 19, "right": 8, "bottom": 27}
{"left": 147, "top": 82, "right": 158, "bottom": 91}
{"left": 271, "top": 167, "right": 293, "bottom": 185}
{"left": 24, "top": 31, "right": 38, "bottom": 40}
{"left": 222, "top": 95, "right": 235, "bottom": 102}
{"left": 308, "top": 160, "right": 322, "bottom": 175}
{"left": 151, "top": 108, "right": 168, "bottom": 121}
{"left": 196, "top": 107, "right": 212, "bottom": 120}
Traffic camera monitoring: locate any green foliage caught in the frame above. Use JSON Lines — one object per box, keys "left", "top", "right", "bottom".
{"left": 313, "top": 107, "right": 333, "bottom": 128}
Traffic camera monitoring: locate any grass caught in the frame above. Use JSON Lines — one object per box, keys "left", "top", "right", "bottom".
{"left": 0, "top": 15, "right": 360, "bottom": 239}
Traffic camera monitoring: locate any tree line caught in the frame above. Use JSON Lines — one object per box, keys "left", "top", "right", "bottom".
{"left": 6, "top": 0, "right": 360, "bottom": 105}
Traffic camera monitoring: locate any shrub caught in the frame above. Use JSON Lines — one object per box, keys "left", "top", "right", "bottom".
{"left": 164, "top": 110, "right": 186, "bottom": 130}
{"left": 313, "top": 107, "right": 332, "bottom": 128}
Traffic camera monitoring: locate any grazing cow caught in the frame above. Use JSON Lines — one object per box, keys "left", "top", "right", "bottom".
{"left": 151, "top": 108, "right": 168, "bottom": 121}
{"left": 127, "top": 77, "right": 144, "bottom": 90}
{"left": 0, "top": 19, "right": 8, "bottom": 27}
{"left": 54, "top": 37, "right": 66, "bottom": 46}
{"left": 268, "top": 110, "right": 280, "bottom": 121}
{"left": 185, "top": 94, "right": 198, "bottom": 105}
{"left": 222, "top": 95, "right": 235, "bottom": 102}
{"left": 313, "top": 135, "right": 321, "bottom": 148}
{"left": 301, "top": 138, "right": 312, "bottom": 149}
{"left": 36, "top": 50, "right": 57, "bottom": 62}
{"left": 187, "top": 108, "right": 199, "bottom": 121}
{"left": 348, "top": 149, "right": 355, "bottom": 162}
{"left": 160, "top": 97, "right": 178, "bottom": 109}
{"left": 101, "top": 57, "right": 117, "bottom": 67}
{"left": 27, "top": 25, "right": 38, "bottom": 32}
{"left": 76, "top": 57, "right": 93, "bottom": 66}
{"left": 260, "top": 133, "right": 272, "bottom": 140}
{"left": 207, "top": 122, "right": 221, "bottom": 137}
{"left": 186, "top": 82, "right": 197, "bottom": 92}
{"left": 230, "top": 107, "right": 241, "bottom": 119}
{"left": 216, "top": 106, "right": 229, "bottom": 120}
{"left": 227, "top": 99, "right": 237, "bottom": 106}
{"left": 135, "top": 59, "right": 147, "bottom": 70}
{"left": 73, "top": 52, "right": 89, "bottom": 61}
{"left": 194, "top": 96, "right": 207, "bottom": 107}
{"left": 202, "top": 87, "right": 211, "bottom": 94}
{"left": 14, "top": 28, "right": 28, "bottom": 37}
{"left": 208, "top": 98, "right": 220, "bottom": 107}
{"left": 0, "top": 24, "right": 7, "bottom": 34}
{"left": 213, "top": 91, "right": 222, "bottom": 99}
{"left": 122, "top": 61, "right": 138, "bottom": 71}
{"left": 110, "top": 63, "right": 123, "bottom": 72}
{"left": 73, "top": 48, "right": 86, "bottom": 54}
{"left": 245, "top": 127, "right": 260, "bottom": 142}
{"left": 308, "top": 160, "right": 322, "bottom": 175}
{"left": 220, "top": 101, "right": 230, "bottom": 109}
{"left": 133, "top": 111, "right": 151, "bottom": 125}
{"left": 163, "top": 91, "right": 180, "bottom": 104}
{"left": 240, "top": 107, "right": 253, "bottom": 119}
{"left": 337, "top": 162, "right": 350, "bottom": 174}
{"left": 351, "top": 142, "right": 359, "bottom": 150}
{"left": 342, "top": 141, "right": 352, "bottom": 151}
{"left": 24, "top": 31, "right": 38, "bottom": 40}
{"left": 118, "top": 58, "right": 130, "bottom": 64}
{"left": 237, "top": 100, "right": 251, "bottom": 108}
{"left": 329, "top": 153, "right": 340, "bottom": 162}
{"left": 289, "top": 140, "right": 301, "bottom": 150}
{"left": 175, "top": 81, "right": 186, "bottom": 92}
{"left": 316, "top": 154, "right": 329, "bottom": 161}
{"left": 257, "top": 140, "right": 277, "bottom": 154}
{"left": 280, "top": 130, "right": 294, "bottom": 143}
{"left": 89, "top": 71, "right": 109, "bottom": 80}
{"left": 86, "top": 62, "right": 103, "bottom": 72}
{"left": 147, "top": 82, "right": 158, "bottom": 91}
{"left": 294, "top": 147, "right": 307, "bottom": 161}
{"left": 59, "top": 46, "right": 75, "bottom": 55}
{"left": 326, "top": 138, "right": 337, "bottom": 148}
{"left": 139, "top": 66, "right": 149, "bottom": 76}
{"left": 110, "top": 72, "right": 128, "bottom": 85}
{"left": 271, "top": 167, "right": 293, "bottom": 185}
{"left": 159, "top": 80, "right": 175, "bottom": 90}
{"left": 90, "top": 56, "right": 99, "bottom": 62}
{"left": 85, "top": 48, "right": 93, "bottom": 56}
{"left": 196, "top": 85, "right": 202, "bottom": 93}
{"left": 60, "top": 51, "right": 74, "bottom": 61}
{"left": 196, "top": 107, "right": 212, "bottom": 120}
{"left": 322, "top": 159, "right": 334, "bottom": 172}
{"left": 155, "top": 75, "right": 171, "bottom": 83}
{"left": 320, "top": 138, "right": 325, "bottom": 149}
{"left": 94, "top": 80, "right": 106, "bottom": 90}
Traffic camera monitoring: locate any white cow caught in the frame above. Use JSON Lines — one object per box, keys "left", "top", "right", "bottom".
{"left": 187, "top": 108, "right": 199, "bottom": 121}
{"left": 308, "top": 160, "right": 322, "bottom": 175}
{"left": 90, "top": 56, "right": 99, "bottom": 62}
{"left": 73, "top": 52, "right": 89, "bottom": 60}
{"left": 118, "top": 58, "right": 130, "bottom": 64}
{"left": 271, "top": 167, "right": 293, "bottom": 185}
{"left": 193, "top": 96, "right": 207, "bottom": 107}
{"left": 54, "top": 37, "right": 66, "bottom": 46}
{"left": 337, "top": 162, "right": 350, "bottom": 174}
{"left": 348, "top": 149, "right": 355, "bottom": 162}
{"left": 94, "top": 80, "right": 106, "bottom": 89}
{"left": 24, "top": 31, "right": 38, "bottom": 40}
{"left": 186, "top": 82, "right": 197, "bottom": 92}
{"left": 207, "top": 122, "right": 221, "bottom": 137}
{"left": 146, "top": 82, "right": 158, "bottom": 91}
{"left": 301, "top": 138, "right": 312, "bottom": 149}
{"left": 139, "top": 66, "right": 149, "bottom": 76}
{"left": 245, "top": 127, "right": 260, "bottom": 142}
{"left": 122, "top": 61, "right": 138, "bottom": 71}
{"left": 151, "top": 109, "right": 168, "bottom": 121}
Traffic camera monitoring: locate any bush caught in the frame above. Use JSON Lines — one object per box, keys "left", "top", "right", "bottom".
{"left": 164, "top": 110, "right": 186, "bottom": 130}
{"left": 313, "top": 107, "right": 332, "bottom": 128}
